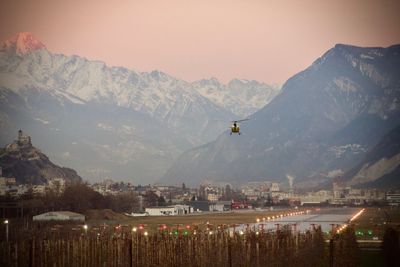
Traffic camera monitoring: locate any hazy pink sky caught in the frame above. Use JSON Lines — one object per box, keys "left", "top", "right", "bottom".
{"left": 1, "top": 0, "right": 399, "bottom": 84}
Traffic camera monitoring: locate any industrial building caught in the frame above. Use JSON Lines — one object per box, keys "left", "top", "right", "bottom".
{"left": 145, "top": 205, "right": 192, "bottom": 216}
{"left": 33, "top": 211, "right": 85, "bottom": 222}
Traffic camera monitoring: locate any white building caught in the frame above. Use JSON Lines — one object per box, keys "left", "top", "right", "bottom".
{"left": 241, "top": 182, "right": 272, "bottom": 200}
{"left": 145, "top": 205, "right": 192, "bottom": 216}
{"left": 271, "top": 183, "right": 280, "bottom": 192}
{"left": 386, "top": 192, "right": 400, "bottom": 206}
{"left": 300, "top": 190, "right": 332, "bottom": 205}
{"left": 0, "top": 176, "right": 18, "bottom": 196}
{"left": 33, "top": 211, "right": 85, "bottom": 222}
{"left": 48, "top": 178, "right": 66, "bottom": 194}
{"left": 32, "top": 185, "right": 46, "bottom": 195}
{"left": 207, "top": 193, "right": 219, "bottom": 201}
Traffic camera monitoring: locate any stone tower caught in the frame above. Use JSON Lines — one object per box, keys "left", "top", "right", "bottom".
{"left": 17, "top": 130, "right": 32, "bottom": 146}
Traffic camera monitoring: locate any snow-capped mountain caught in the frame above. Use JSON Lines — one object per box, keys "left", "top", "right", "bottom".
{"left": 192, "top": 78, "right": 279, "bottom": 118}
{"left": 0, "top": 33, "right": 234, "bottom": 145}
{"left": 1, "top": 32, "right": 46, "bottom": 55}
{"left": 162, "top": 44, "right": 400, "bottom": 187}
{"left": 0, "top": 32, "right": 277, "bottom": 183}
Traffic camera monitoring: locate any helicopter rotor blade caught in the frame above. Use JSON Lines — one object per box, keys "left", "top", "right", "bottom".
{"left": 231, "top": 119, "right": 249, "bottom": 123}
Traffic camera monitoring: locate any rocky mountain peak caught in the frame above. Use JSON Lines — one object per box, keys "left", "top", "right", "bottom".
{"left": 1, "top": 32, "right": 46, "bottom": 56}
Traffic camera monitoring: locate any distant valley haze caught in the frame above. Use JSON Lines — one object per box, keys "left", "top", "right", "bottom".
{"left": 1, "top": 0, "right": 400, "bottom": 189}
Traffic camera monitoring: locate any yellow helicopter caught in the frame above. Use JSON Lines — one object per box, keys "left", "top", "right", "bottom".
{"left": 230, "top": 119, "right": 249, "bottom": 135}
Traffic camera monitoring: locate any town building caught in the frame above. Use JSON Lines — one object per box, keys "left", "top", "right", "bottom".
{"left": 271, "top": 183, "right": 280, "bottom": 192}
{"left": 241, "top": 181, "right": 271, "bottom": 200}
{"left": 32, "top": 185, "right": 46, "bottom": 195}
{"left": 299, "top": 190, "right": 332, "bottom": 205}
{"left": 386, "top": 192, "right": 400, "bottom": 206}
{"left": 48, "top": 177, "right": 66, "bottom": 194}
{"left": 189, "top": 201, "right": 212, "bottom": 212}
{"left": 211, "top": 201, "right": 232, "bottom": 212}
{"left": 0, "top": 169, "right": 18, "bottom": 196}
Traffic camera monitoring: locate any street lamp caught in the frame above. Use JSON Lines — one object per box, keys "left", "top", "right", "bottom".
{"left": 4, "top": 219, "right": 9, "bottom": 242}
{"left": 83, "top": 224, "right": 88, "bottom": 235}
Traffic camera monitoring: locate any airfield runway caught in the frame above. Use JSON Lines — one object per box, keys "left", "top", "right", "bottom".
{"left": 235, "top": 207, "right": 362, "bottom": 233}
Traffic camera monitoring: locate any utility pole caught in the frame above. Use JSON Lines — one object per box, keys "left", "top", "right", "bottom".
{"left": 329, "top": 238, "right": 334, "bottom": 267}
{"left": 4, "top": 219, "right": 9, "bottom": 242}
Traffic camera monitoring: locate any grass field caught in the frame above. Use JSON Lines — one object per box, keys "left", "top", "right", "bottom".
{"left": 88, "top": 208, "right": 303, "bottom": 232}
{"left": 344, "top": 207, "right": 399, "bottom": 266}
{"left": 351, "top": 207, "right": 400, "bottom": 239}
{"left": 86, "top": 206, "right": 400, "bottom": 235}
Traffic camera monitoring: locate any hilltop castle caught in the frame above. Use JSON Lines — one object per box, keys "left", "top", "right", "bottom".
{"left": 5, "top": 130, "right": 32, "bottom": 152}
{"left": 17, "top": 129, "right": 31, "bottom": 146}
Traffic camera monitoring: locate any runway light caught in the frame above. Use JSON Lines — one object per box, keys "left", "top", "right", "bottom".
{"left": 350, "top": 209, "right": 365, "bottom": 222}
{"left": 336, "top": 224, "right": 348, "bottom": 234}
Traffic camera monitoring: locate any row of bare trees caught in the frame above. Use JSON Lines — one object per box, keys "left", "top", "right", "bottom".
{"left": 382, "top": 227, "right": 400, "bottom": 267}
{"left": 1, "top": 182, "right": 140, "bottom": 217}
{"left": 1, "top": 228, "right": 328, "bottom": 267}
{"left": 5, "top": 222, "right": 396, "bottom": 267}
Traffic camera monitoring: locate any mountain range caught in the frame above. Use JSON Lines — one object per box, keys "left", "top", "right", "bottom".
{"left": 0, "top": 32, "right": 278, "bottom": 184}
{"left": 162, "top": 44, "right": 400, "bottom": 188}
